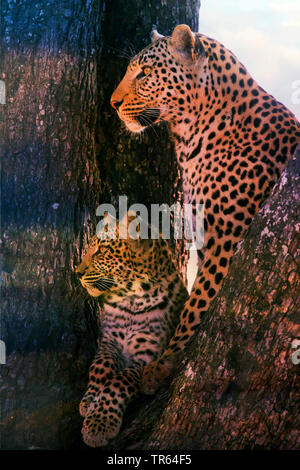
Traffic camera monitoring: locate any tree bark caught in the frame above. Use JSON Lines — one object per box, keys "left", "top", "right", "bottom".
{"left": 0, "top": 0, "right": 201, "bottom": 450}
{"left": 1, "top": 0, "right": 103, "bottom": 450}
{"left": 108, "top": 147, "right": 300, "bottom": 450}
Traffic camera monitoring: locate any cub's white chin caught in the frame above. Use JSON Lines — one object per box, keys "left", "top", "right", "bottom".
{"left": 123, "top": 120, "right": 146, "bottom": 133}
{"left": 86, "top": 287, "right": 102, "bottom": 297}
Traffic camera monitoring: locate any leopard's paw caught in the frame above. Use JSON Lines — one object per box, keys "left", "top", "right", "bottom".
{"left": 140, "top": 359, "right": 173, "bottom": 395}
{"left": 82, "top": 404, "right": 122, "bottom": 448}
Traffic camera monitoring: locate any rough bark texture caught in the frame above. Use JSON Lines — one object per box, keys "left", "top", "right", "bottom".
{"left": 1, "top": 0, "right": 103, "bottom": 450}
{"left": 108, "top": 147, "right": 300, "bottom": 450}
{"left": 0, "top": 0, "right": 200, "bottom": 450}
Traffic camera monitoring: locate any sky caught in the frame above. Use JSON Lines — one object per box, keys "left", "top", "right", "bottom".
{"left": 199, "top": 0, "right": 300, "bottom": 120}
{"left": 187, "top": 0, "right": 300, "bottom": 291}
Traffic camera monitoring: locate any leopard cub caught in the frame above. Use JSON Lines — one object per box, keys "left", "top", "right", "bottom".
{"left": 76, "top": 212, "right": 188, "bottom": 447}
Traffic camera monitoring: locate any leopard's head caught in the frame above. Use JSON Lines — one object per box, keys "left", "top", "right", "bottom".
{"left": 76, "top": 212, "right": 170, "bottom": 299}
{"left": 110, "top": 25, "right": 207, "bottom": 133}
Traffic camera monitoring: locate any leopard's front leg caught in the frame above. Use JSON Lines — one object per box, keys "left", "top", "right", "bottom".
{"left": 141, "top": 240, "right": 234, "bottom": 394}
{"left": 82, "top": 361, "right": 143, "bottom": 447}
{"left": 80, "top": 337, "right": 125, "bottom": 417}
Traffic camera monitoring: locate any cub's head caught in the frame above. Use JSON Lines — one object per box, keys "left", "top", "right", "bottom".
{"left": 110, "top": 24, "right": 206, "bottom": 133}
{"left": 76, "top": 211, "right": 172, "bottom": 299}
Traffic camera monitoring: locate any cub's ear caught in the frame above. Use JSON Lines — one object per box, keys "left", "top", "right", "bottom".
{"left": 169, "top": 24, "right": 205, "bottom": 65}
{"left": 119, "top": 210, "right": 143, "bottom": 242}
{"left": 119, "top": 210, "right": 137, "bottom": 232}
{"left": 151, "top": 29, "right": 164, "bottom": 42}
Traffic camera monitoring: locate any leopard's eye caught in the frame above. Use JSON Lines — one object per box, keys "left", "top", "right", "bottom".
{"left": 91, "top": 244, "right": 104, "bottom": 257}
{"left": 136, "top": 66, "right": 151, "bottom": 80}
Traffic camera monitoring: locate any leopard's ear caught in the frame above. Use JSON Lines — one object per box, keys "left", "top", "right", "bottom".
{"left": 151, "top": 29, "right": 164, "bottom": 42}
{"left": 119, "top": 210, "right": 142, "bottom": 242}
{"left": 119, "top": 210, "right": 138, "bottom": 227}
{"left": 169, "top": 24, "right": 205, "bottom": 65}
{"left": 96, "top": 209, "right": 117, "bottom": 240}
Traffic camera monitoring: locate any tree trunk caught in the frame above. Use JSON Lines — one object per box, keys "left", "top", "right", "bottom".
{"left": 0, "top": 0, "right": 200, "bottom": 450}
{"left": 108, "top": 146, "right": 300, "bottom": 450}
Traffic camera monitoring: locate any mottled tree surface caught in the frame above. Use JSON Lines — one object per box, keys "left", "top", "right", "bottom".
{"left": 108, "top": 147, "right": 300, "bottom": 450}
{"left": 0, "top": 0, "right": 200, "bottom": 450}
{"left": 1, "top": 0, "right": 102, "bottom": 450}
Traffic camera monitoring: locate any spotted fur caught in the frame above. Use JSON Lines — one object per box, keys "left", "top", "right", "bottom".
{"left": 76, "top": 212, "right": 187, "bottom": 446}
{"left": 111, "top": 25, "right": 300, "bottom": 394}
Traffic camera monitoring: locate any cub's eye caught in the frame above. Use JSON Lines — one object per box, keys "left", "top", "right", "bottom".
{"left": 136, "top": 66, "right": 151, "bottom": 80}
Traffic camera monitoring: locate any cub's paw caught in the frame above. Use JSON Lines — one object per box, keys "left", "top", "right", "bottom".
{"left": 82, "top": 403, "right": 122, "bottom": 448}
{"left": 140, "top": 359, "right": 173, "bottom": 395}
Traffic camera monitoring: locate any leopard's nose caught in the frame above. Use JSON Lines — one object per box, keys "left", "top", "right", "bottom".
{"left": 111, "top": 98, "right": 123, "bottom": 111}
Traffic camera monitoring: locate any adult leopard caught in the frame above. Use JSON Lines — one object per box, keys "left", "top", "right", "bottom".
{"left": 111, "top": 24, "right": 300, "bottom": 394}
{"left": 76, "top": 212, "right": 187, "bottom": 447}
